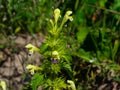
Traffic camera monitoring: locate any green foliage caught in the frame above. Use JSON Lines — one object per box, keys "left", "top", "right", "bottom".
{"left": 25, "top": 8, "right": 74, "bottom": 90}
{"left": 76, "top": 27, "right": 89, "bottom": 44}
{"left": 0, "top": 0, "right": 60, "bottom": 34}
{"left": 30, "top": 73, "right": 44, "bottom": 90}
{"left": 1, "top": 0, "right": 120, "bottom": 89}
{"left": 65, "top": 1, "right": 120, "bottom": 89}
{"left": 43, "top": 78, "right": 67, "bottom": 90}
{"left": 89, "top": 27, "right": 119, "bottom": 61}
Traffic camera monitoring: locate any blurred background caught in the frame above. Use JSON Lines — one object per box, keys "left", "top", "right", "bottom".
{"left": 0, "top": 0, "right": 120, "bottom": 89}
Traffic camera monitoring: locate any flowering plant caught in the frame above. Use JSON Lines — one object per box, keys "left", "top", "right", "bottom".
{"left": 25, "top": 8, "right": 75, "bottom": 90}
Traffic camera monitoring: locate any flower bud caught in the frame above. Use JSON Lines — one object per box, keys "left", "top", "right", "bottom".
{"left": 54, "top": 8, "right": 61, "bottom": 23}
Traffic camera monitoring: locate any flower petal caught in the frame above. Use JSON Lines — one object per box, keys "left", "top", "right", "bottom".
{"left": 0, "top": 81, "right": 6, "bottom": 90}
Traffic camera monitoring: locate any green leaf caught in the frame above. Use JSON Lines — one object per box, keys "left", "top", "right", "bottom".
{"left": 62, "top": 54, "right": 72, "bottom": 63}
{"left": 76, "top": 49, "right": 97, "bottom": 63}
{"left": 99, "top": 0, "right": 107, "bottom": 8}
{"left": 74, "top": 10, "right": 86, "bottom": 25}
{"left": 15, "top": 26, "right": 21, "bottom": 34}
{"left": 76, "top": 27, "right": 89, "bottom": 44}
{"left": 44, "top": 78, "right": 67, "bottom": 90}
{"left": 63, "top": 63, "right": 72, "bottom": 72}
{"left": 51, "top": 63, "right": 61, "bottom": 74}
{"left": 40, "top": 43, "right": 48, "bottom": 53}
{"left": 30, "top": 73, "right": 44, "bottom": 90}
{"left": 112, "top": 40, "right": 119, "bottom": 60}
{"left": 62, "top": 63, "right": 73, "bottom": 78}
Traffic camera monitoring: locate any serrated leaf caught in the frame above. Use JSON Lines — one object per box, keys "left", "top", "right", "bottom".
{"left": 62, "top": 54, "right": 72, "bottom": 63}
{"left": 30, "top": 73, "right": 44, "bottom": 90}
{"left": 63, "top": 64, "right": 72, "bottom": 72}
{"left": 40, "top": 43, "right": 48, "bottom": 53}
{"left": 62, "top": 63, "right": 73, "bottom": 78}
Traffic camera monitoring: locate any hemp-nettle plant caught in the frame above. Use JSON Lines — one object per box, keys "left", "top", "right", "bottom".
{"left": 25, "top": 8, "right": 76, "bottom": 90}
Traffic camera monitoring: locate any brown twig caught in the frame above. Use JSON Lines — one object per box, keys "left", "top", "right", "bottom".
{"left": 87, "top": 4, "right": 120, "bottom": 15}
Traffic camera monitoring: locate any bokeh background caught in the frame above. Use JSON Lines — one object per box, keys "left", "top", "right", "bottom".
{"left": 0, "top": 0, "right": 120, "bottom": 90}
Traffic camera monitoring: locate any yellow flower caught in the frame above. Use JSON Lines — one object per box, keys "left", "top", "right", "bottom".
{"left": 67, "top": 80, "right": 76, "bottom": 90}
{"left": 52, "top": 51, "right": 60, "bottom": 59}
{"left": 25, "top": 44, "right": 40, "bottom": 55}
{"left": 52, "top": 51, "right": 59, "bottom": 56}
{"left": 60, "top": 10, "right": 73, "bottom": 29}
{"left": 26, "top": 64, "right": 41, "bottom": 75}
{"left": 0, "top": 81, "right": 6, "bottom": 90}
{"left": 66, "top": 11, "right": 72, "bottom": 16}
{"left": 54, "top": 8, "right": 61, "bottom": 23}
{"left": 65, "top": 10, "right": 73, "bottom": 22}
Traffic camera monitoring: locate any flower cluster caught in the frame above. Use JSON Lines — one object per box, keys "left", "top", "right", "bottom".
{"left": 24, "top": 8, "right": 74, "bottom": 90}
{"left": 26, "top": 64, "right": 41, "bottom": 75}
{"left": 25, "top": 44, "right": 40, "bottom": 56}
{"left": 51, "top": 51, "right": 60, "bottom": 63}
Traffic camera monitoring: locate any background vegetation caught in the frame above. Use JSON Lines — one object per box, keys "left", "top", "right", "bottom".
{"left": 0, "top": 0, "right": 120, "bottom": 90}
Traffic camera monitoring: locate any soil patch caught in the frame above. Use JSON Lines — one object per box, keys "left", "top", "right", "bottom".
{"left": 0, "top": 33, "right": 44, "bottom": 90}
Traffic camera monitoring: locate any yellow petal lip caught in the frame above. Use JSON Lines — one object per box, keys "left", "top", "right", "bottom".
{"left": 26, "top": 64, "right": 35, "bottom": 69}
{"left": 25, "top": 43, "right": 40, "bottom": 52}
{"left": 52, "top": 51, "right": 59, "bottom": 56}
{"left": 26, "top": 64, "right": 41, "bottom": 74}
{"left": 26, "top": 64, "right": 40, "bottom": 70}
{"left": 66, "top": 11, "right": 72, "bottom": 16}
{"left": 65, "top": 11, "right": 73, "bottom": 21}
{"left": 25, "top": 44, "right": 34, "bottom": 48}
